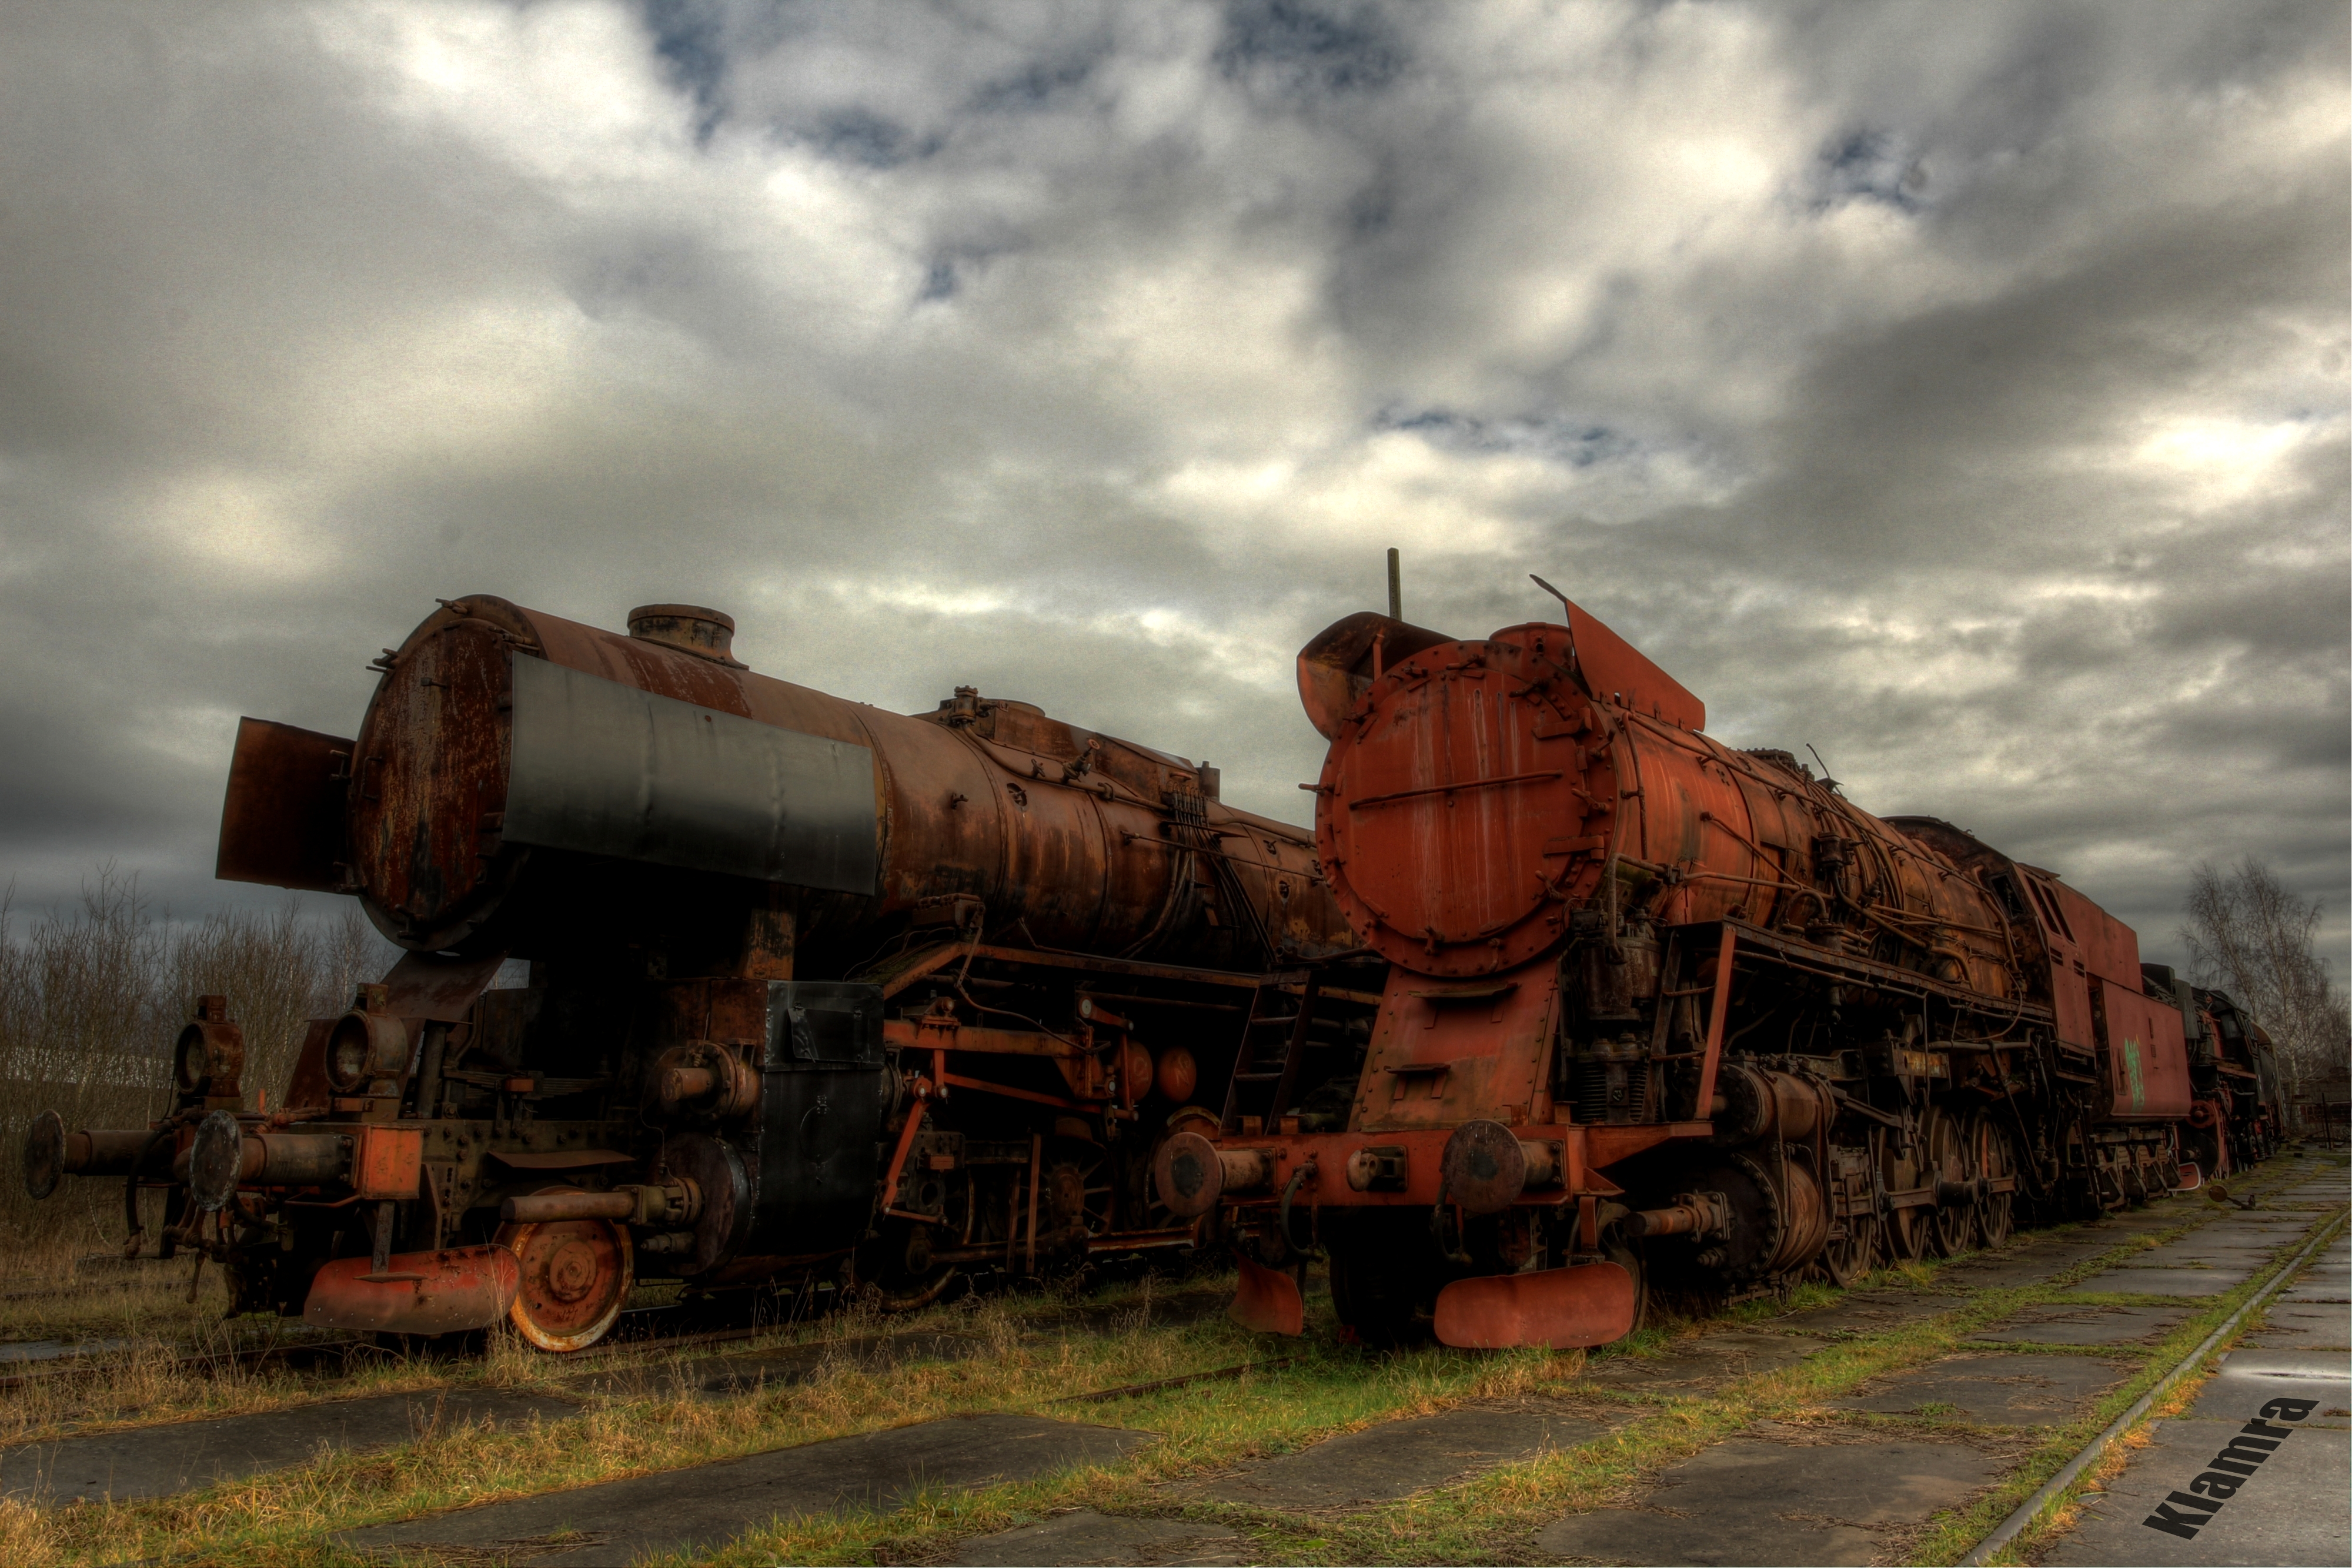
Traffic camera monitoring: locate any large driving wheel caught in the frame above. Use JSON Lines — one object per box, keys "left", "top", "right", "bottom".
{"left": 1922, "top": 1108, "right": 1979, "bottom": 1258}
{"left": 1879, "top": 1124, "right": 1929, "bottom": 1262}
{"left": 1971, "top": 1113, "right": 2016, "bottom": 1248}
{"left": 1820, "top": 1212, "right": 1881, "bottom": 1288}
{"left": 495, "top": 1186, "right": 633, "bottom": 1352}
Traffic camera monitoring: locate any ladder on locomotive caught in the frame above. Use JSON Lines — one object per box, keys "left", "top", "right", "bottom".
{"left": 1221, "top": 969, "right": 1344, "bottom": 1135}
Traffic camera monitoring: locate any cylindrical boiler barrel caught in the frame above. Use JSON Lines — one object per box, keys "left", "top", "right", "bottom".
{"left": 235, "top": 595, "right": 1355, "bottom": 961}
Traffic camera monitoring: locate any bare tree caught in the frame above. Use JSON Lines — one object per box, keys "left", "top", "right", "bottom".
{"left": 0, "top": 867, "right": 397, "bottom": 1251}
{"left": 2180, "top": 857, "right": 2351, "bottom": 1102}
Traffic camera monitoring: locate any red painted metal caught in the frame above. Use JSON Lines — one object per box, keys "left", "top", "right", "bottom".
{"left": 1694, "top": 925, "right": 1736, "bottom": 1117}
{"left": 302, "top": 1245, "right": 519, "bottom": 1335}
{"left": 1309, "top": 614, "right": 2016, "bottom": 991}
{"left": 1230, "top": 1255, "right": 1304, "bottom": 1335}
{"left": 1432, "top": 1260, "right": 1636, "bottom": 1349}
{"left": 349, "top": 1125, "right": 423, "bottom": 1201}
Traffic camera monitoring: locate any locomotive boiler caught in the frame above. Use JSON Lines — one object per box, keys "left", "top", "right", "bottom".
{"left": 1158, "top": 587, "right": 2241, "bottom": 1350}
{"left": 22, "top": 596, "right": 1359, "bottom": 1348}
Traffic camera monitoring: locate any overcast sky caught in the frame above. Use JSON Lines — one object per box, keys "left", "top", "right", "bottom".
{"left": 1, "top": 0, "right": 2344, "bottom": 974}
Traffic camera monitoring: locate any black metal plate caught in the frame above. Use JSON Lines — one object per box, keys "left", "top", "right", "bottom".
{"left": 501, "top": 655, "right": 878, "bottom": 895}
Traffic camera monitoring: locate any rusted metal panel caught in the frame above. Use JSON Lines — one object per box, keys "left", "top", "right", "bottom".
{"left": 2098, "top": 978, "right": 2193, "bottom": 1121}
{"left": 1230, "top": 1255, "right": 1304, "bottom": 1334}
{"left": 1431, "top": 1259, "right": 1636, "bottom": 1349}
{"left": 350, "top": 1125, "right": 424, "bottom": 1199}
{"left": 503, "top": 655, "right": 879, "bottom": 895}
{"left": 1356, "top": 958, "right": 1561, "bottom": 1134}
{"left": 336, "top": 594, "right": 1352, "bottom": 965}
{"left": 345, "top": 611, "right": 520, "bottom": 949}
{"left": 215, "top": 717, "right": 351, "bottom": 892}
{"left": 380, "top": 950, "right": 510, "bottom": 1024}
{"left": 302, "top": 1245, "right": 519, "bottom": 1335}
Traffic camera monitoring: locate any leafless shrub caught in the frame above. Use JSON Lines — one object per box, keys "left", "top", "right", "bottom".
{"left": 2180, "top": 856, "right": 2351, "bottom": 1100}
{"left": 0, "top": 865, "right": 393, "bottom": 1253}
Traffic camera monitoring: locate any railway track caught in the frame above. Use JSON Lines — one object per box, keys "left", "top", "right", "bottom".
{"left": 0, "top": 1290, "right": 814, "bottom": 1396}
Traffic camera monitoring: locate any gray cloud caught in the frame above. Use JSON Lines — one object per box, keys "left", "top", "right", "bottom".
{"left": 0, "top": 0, "right": 2341, "bottom": 974}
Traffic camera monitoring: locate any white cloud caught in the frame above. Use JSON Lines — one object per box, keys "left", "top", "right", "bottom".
{"left": 0, "top": 0, "right": 2341, "bottom": 970}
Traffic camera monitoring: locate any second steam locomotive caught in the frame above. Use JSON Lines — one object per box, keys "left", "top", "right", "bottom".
{"left": 1153, "top": 589, "right": 2282, "bottom": 1347}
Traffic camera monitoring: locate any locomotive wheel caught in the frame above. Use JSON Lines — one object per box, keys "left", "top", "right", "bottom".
{"left": 495, "top": 1187, "right": 633, "bottom": 1352}
{"left": 1878, "top": 1127, "right": 1930, "bottom": 1262}
{"left": 1971, "top": 1114, "right": 2016, "bottom": 1249}
{"left": 1922, "top": 1109, "right": 1978, "bottom": 1258}
{"left": 858, "top": 1218, "right": 964, "bottom": 1313}
{"left": 1045, "top": 1142, "right": 1115, "bottom": 1241}
{"left": 1820, "top": 1213, "right": 1880, "bottom": 1288}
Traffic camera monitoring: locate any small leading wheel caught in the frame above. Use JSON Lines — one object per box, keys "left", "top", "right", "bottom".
{"left": 1820, "top": 1212, "right": 1880, "bottom": 1288}
{"left": 1922, "top": 1108, "right": 1979, "bottom": 1258}
{"left": 496, "top": 1186, "right": 634, "bottom": 1352}
{"left": 1971, "top": 1114, "right": 2017, "bottom": 1248}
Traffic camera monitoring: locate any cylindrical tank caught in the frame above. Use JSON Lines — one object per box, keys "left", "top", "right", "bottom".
{"left": 1301, "top": 614, "right": 2013, "bottom": 991}
{"left": 337, "top": 596, "right": 1352, "bottom": 962}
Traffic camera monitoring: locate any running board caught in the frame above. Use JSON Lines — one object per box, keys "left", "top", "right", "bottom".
{"left": 1433, "top": 1261, "right": 1636, "bottom": 1350}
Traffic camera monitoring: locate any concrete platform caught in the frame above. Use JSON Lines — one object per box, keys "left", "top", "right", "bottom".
{"left": 1968, "top": 1303, "right": 2191, "bottom": 1346}
{"left": 1197, "top": 1405, "right": 1612, "bottom": 1511}
{"left": 2124, "top": 1239, "right": 2284, "bottom": 1269}
{"left": 1580, "top": 1329, "right": 1825, "bottom": 1388}
{"left": 1830, "top": 1352, "right": 2133, "bottom": 1425}
{"left": 337, "top": 1413, "right": 1155, "bottom": 1566}
{"left": 0, "top": 1388, "right": 578, "bottom": 1503}
{"left": 1771, "top": 1290, "right": 1952, "bottom": 1339}
{"left": 2237, "top": 1300, "right": 2350, "bottom": 1352}
{"left": 953, "top": 1509, "right": 1244, "bottom": 1566}
{"left": 2277, "top": 1266, "right": 2350, "bottom": 1305}
{"left": 1939, "top": 1244, "right": 2119, "bottom": 1290}
{"left": 2045, "top": 1349, "right": 2350, "bottom": 1565}
{"left": 1535, "top": 1426, "right": 2005, "bottom": 1566}
{"left": 2066, "top": 1265, "right": 2250, "bottom": 1298}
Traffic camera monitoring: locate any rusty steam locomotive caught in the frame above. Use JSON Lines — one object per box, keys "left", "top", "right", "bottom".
{"left": 19, "top": 584, "right": 2281, "bottom": 1355}
{"left": 1152, "top": 587, "right": 2284, "bottom": 1349}
{"left": 22, "top": 597, "right": 1365, "bottom": 1348}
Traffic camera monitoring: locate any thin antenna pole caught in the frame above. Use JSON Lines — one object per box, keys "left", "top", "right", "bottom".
{"left": 1387, "top": 548, "right": 1402, "bottom": 620}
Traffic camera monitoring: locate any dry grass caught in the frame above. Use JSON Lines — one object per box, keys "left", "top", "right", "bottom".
{"left": 0, "top": 866, "right": 393, "bottom": 1254}
{"left": 0, "top": 1143, "right": 2336, "bottom": 1566}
